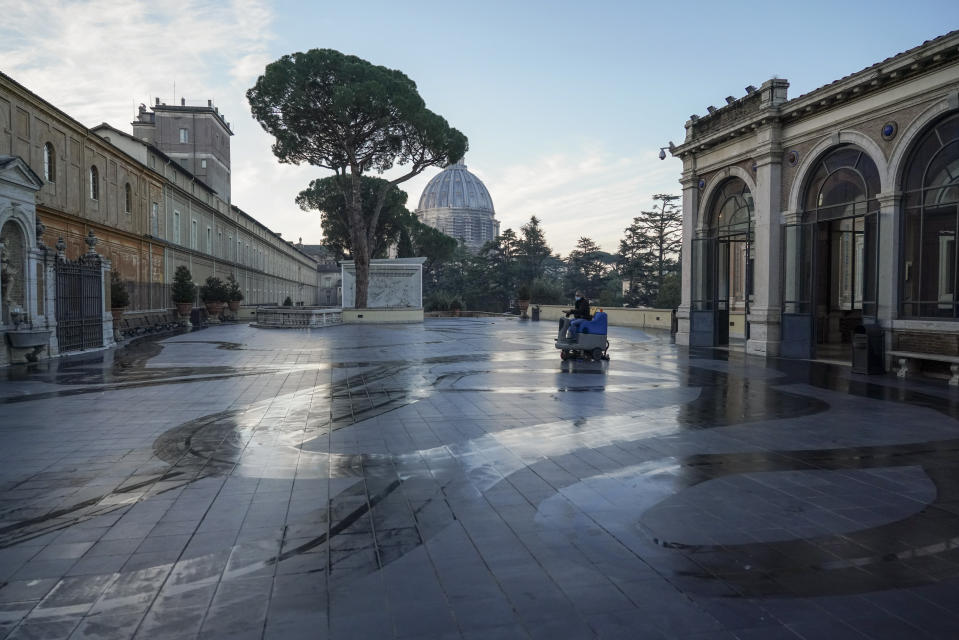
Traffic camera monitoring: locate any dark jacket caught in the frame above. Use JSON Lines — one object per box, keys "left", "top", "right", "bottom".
{"left": 572, "top": 297, "right": 591, "bottom": 319}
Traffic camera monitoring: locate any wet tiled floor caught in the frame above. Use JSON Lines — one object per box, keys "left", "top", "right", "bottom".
{"left": 2, "top": 319, "right": 959, "bottom": 639}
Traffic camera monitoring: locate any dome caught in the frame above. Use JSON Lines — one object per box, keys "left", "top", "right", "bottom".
{"left": 416, "top": 162, "right": 494, "bottom": 213}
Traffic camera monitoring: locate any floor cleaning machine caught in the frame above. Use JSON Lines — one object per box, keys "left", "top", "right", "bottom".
{"left": 554, "top": 310, "right": 609, "bottom": 361}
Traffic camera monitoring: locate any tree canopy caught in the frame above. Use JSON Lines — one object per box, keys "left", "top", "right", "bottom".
{"left": 296, "top": 175, "right": 409, "bottom": 260}
{"left": 248, "top": 48, "right": 468, "bottom": 307}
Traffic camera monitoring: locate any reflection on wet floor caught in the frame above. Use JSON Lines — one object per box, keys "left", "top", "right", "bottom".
{"left": 3, "top": 320, "right": 959, "bottom": 637}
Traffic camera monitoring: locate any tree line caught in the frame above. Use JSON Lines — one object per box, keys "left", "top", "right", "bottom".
{"left": 247, "top": 48, "right": 680, "bottom": 311}
{"left": 309, "top": 177, "right": 682, "bottom": 312}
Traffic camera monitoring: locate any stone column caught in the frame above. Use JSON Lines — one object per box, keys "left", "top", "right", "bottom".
{"left": 42, "top": 249, "right": 59, "bottom": 357}
{"left": 101, "top": 257, "right": 116, "bottom": 348}
{"left": 746, "top": 139, "right": 784, "bottom": 357}
{"left": 675, "top": 167, "right": 699, "bottom": 347}
{"left": 876, "top": 191, "right": 902, "bottom": 358}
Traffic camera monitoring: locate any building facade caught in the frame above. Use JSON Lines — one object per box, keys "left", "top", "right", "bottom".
{"left": 672, "top": 31, "right": 959, "bottom": 365}
{"left": 415, "top": 161, "right": 499, "bottom": 252}
{"left": 0, "top": 71, "right": 318, "bottom": 314}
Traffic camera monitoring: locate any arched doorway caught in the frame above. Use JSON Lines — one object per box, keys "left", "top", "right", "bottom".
{"left": 690, "top": 178, "right": 754, "bottom": 348}
{"left": 781, "top": 145, "right": 880, "bottom": 359}
{"left": 899, "top": 111, "right": 959, "bottom": 318}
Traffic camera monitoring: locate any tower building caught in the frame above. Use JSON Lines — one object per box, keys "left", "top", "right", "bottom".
{"left": 133, "top": 98, "right": 233, "bottom": 201}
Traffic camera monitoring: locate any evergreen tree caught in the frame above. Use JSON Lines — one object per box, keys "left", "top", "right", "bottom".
{"left": 516, "top": 216, "right": 553, "bottom": 286}
{"left": 565, "top": 237, "right": 608, "bottom": 299}
{"left": 618, "top": 193, "right": 681, "bottom": 306}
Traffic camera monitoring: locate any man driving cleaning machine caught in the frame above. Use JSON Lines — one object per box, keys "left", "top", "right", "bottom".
{"left": 558, "top": 291, "right": 591, "bottom": 342}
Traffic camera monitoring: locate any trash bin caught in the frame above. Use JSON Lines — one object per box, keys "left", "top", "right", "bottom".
{"left": 851, "top": 324, "right": 884, "bottom": 374}
{"left": 531, "top": 306, "right": 540, "bottom": 321}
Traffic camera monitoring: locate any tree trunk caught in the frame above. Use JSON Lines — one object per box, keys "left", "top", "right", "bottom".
{"left": 348, "top": 173, "right": 371, "bottom": 309}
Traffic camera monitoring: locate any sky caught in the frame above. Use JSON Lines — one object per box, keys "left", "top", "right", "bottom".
{"left": 2, "top": 0, "right": 957, "bottom": 255}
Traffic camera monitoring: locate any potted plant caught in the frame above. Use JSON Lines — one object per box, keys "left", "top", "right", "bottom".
{"left": 517, "top": 283, "right": 531, "bottom": 318}
{"left": 225, "top": 273, "right": 243, "bottom": 312}
{"left": 171, "top": 265, "right": 196, "bottom": 318}
{"left": 200, "top": 276, "right": 228, "bottom": 321}
{"left": 110, "top": 271, "right": 130, "bottom": 334}
{"left": 283, "top": 296, "right": 293, "bottom": 307}
{"left": 449, "top": 298, "right": 462, "bottom": 317}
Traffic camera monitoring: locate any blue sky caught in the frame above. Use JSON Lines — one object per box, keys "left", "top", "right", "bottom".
{"left": 2, "top": 0, "right": 957, "bottom": 253}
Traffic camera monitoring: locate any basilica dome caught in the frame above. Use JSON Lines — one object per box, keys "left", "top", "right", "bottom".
{"left": 415, "top": 162, "right": 499, "bottom": 252}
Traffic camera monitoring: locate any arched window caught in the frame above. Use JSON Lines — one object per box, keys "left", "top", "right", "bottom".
{"left": 704, "top": 178, "right": 754, "bottom": 314}
{"left": 709, "top": 178, "right": 754, "bottom": 237}
{"left": 796, "top": 145, "right": 881, "bottom": 315}
{"left": 802, "top": 146, "right": 880, "bottom": 221}
{"left": 124, "top": 183, "right": 132, "bottom": 213}
{"left": 901, "top": 112, "right": 959, "bottom": 317}
{"left": 89, "top": 165, "right": 99, "bottom": 201}
{"left": 43, "top": 142, "right": 56, "bottom": 183}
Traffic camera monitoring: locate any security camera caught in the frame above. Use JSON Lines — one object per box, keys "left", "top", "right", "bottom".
{"left": 658, "top": 148, "right": 666, "bottom": 161}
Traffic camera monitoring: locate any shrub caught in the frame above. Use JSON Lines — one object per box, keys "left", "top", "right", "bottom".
{"left": 529, "top": 278, "right": 565, "bottom": 304}
{"left": 283, "top": 296, "right": 293, "bottom": 307}
{"left": 225, "top": 273, "right": 244, "bottom": 302}
{"left": 171, "top": 266, "right": 196, "bottom": 304}
{"left": 199, "top": 276, "right": 228, "bottom": 303}
{"left": 110, "top": 271, "right": 130, "bottom": 308}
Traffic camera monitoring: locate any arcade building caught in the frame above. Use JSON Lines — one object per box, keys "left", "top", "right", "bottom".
{"left": 672, "top": 30, "right": 959, "bottom": 373}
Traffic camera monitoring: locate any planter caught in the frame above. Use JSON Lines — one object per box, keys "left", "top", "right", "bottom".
{"left": 110, "top": 307, "right": 126, "bottom": 325}
{"left": 228, "top": 300, "right": 241, "bottom": 312}
{"left": 518, "top": 298, "right": 530, "bottom": 318}
{"left": 175, "top": 302, "right": 193, "bottom": 317}
{"left": 204, "top": 301, "right": 225, "bottom": 323}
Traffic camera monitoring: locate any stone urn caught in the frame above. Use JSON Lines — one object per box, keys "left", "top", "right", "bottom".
{"left": 228, "top": 300, "right": 241, "bottom": 313}
{"left": 517, "top": 299, "right": 530, "bottom": 318}
{"left": 110, "top": 307, "right": 126, "bottom": 339}
{"left": 204, "top": 301, "right": 224, "bottom": 323}
{"left": 176, "top": 302, "right": 193, "bottom": 318}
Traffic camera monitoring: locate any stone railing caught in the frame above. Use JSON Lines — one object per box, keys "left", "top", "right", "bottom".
{"left": 534, "top": 305, "right": 674, "bottom": 330}
{"left": 254, "top": 306, "right": 343, "bottom": 328}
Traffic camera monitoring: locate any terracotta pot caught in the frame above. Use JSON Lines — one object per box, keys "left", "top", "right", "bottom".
{"left": 204, "top": 301, "right": 224, "bottom": 317}
{"left": 228, "top": 300, "right": 240, "bottom": 312}
{"left": 175, "top": 302, "right": 193, "bottom": 316}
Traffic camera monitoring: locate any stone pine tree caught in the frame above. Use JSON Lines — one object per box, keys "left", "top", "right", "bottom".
{"left": 296, "top": 175, "right": 410, "bottom": 259}
{"left": 619, "top": 194, "right": 681, "bottom": 306}
{"left": 247, "top": 49, "right": 467, "bottom": 308}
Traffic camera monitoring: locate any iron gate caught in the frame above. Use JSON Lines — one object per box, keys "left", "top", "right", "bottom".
{"left": 56, "top": 254, "right": 103, "bottom": 352}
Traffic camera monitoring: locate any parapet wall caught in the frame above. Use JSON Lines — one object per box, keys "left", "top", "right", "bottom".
{"left": 535, "top": 305, "right": 674, "bottom": 330}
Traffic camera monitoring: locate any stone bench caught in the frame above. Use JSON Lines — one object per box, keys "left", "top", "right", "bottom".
{"left": 887, "top": 349, "right": 959, "bottom": 386}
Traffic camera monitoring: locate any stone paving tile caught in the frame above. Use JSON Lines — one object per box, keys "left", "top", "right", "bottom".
{"left": 2, "top": 321, "right": 959, "bottom": 638}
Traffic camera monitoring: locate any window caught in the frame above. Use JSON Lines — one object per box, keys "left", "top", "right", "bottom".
{"left": 237, "top": 238, "right": 241, "bottom": 261}
{"left": 89, "top": 165, "right": 99, "bottom": 200}
{"left": 124, "top": 183, "right": 132, "bottom": 213}
{"left": 173, "top": 210, "right": 181, "bottom": 244}
{"left": 218, "top": 231, "right": 222, "bottom": 256}
{"left": 191, "top": 220, "right": 197, "bottom": 249}
{"left": 179, "top": 128, "right": 189, "bottom": 143}
{"left": 789, "top": 145, "right": 880, "bottom": 317}
{"left": 901, "top": 111, "right": 959, "bottom": 318}
{"left": 43, "top": 142, "right": 56, "bottom": 182}
{"left": 151, "top": 202, "right": 159, "bottom": 236}
{"left": 206, "top": 226, "right": 212, "bottom": 253}
{"left": 200, "top": 159, "right": 207, "bottom": 169}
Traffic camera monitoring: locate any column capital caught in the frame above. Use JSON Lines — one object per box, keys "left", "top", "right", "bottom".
{"left": 876, "top": 191, "right": 904, "bottom": 207}
{"left": 753, "top": 147, "right": 784, "bottom": 167}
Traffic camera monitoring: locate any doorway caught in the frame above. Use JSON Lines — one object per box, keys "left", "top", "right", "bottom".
{"left": 781, "top": 145, "right": 880, "bottom": 360}
{"left": 690, "top": 178, "right": 754, "bottom": 349}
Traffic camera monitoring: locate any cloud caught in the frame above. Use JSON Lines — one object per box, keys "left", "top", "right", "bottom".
{"left": 0, "top": 0, "right": 273, "bottom": 128}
